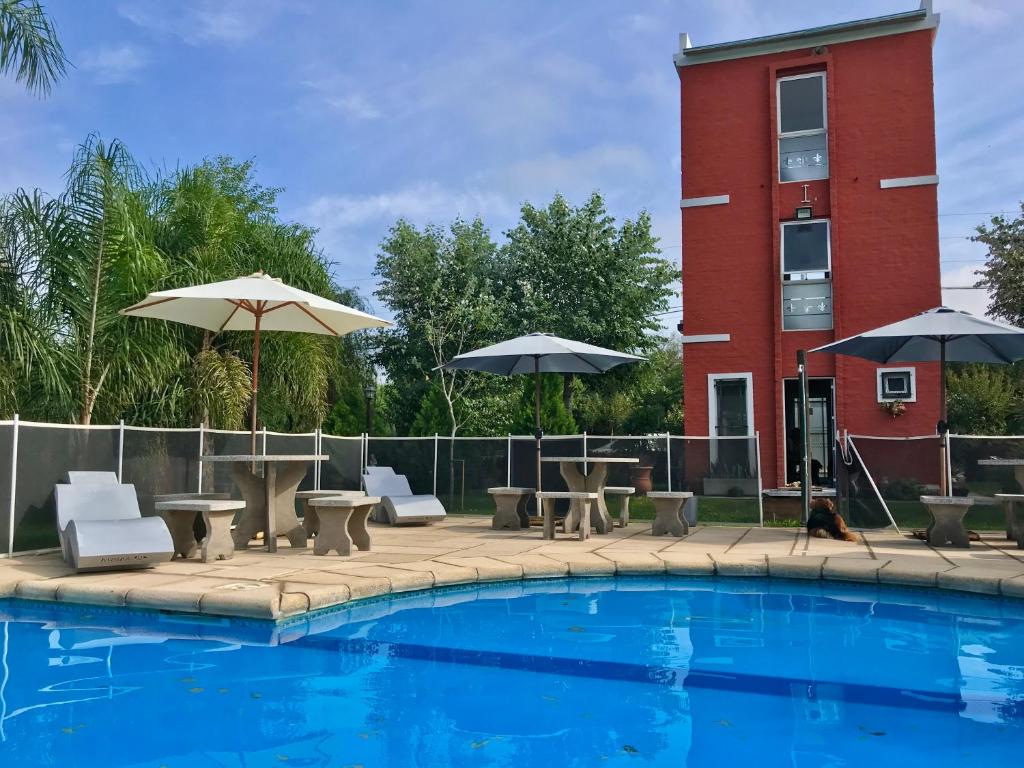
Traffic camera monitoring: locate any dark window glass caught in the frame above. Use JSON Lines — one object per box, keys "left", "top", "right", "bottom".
{"left": 779, "top": 75, "right": 825, "bottom": 134}
{"left": 881, "top": 372, "right": 912, "bottom": 399}
{"left": 783, "top": 221, "right": 829, "bottom": 274}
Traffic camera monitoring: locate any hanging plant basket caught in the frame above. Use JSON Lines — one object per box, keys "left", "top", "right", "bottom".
{"left": 880, "top": 399, "right": 906, "bottom": 419}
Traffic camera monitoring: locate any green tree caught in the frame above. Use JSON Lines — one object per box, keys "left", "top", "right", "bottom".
{"left": 0, "top": 0, "right": 68, "bottom": 96}
{"left": 947, "top": 365, "right": 1018, "bottom": 435}
{"left": 975, "top": 203, "right": 1024, "bottom": 325}
{"left": 496, "top": 191, "right": 678, "bottom": 410}
{"left": 509, "top": 373, "right": 577, "bottom": 435}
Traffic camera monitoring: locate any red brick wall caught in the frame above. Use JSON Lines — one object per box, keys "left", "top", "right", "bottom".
{"left": 679, "top": 28, "right": 941, "bottom": 487}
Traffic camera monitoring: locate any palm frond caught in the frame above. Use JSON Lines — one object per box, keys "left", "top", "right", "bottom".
{"left": 0, "top": 0, "right": 68, "bottom": 96}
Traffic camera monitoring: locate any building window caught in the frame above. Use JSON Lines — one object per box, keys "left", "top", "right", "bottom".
{"left": 877, "top": 368, "right": 916, "bottom": 402}
{"left": 778, "top": 72, "right": 828, "bottom": 182}
{"left": 782, "top": 219, "right": 832, "bottom": 330}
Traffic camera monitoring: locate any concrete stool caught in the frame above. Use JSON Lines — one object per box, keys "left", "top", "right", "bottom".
{"left": 487, "top": 487, "right": 535, "bottom": 530}
{"left": 296, "top": 490, "right": 365, "bottom": 537}
{"left": 920, "top": 495, "right": 974, "bottom": 548}
{"left": 994, "top": 493, "right": 1024, "bottom": 548}
{"left": 153, "top": 492, "right": 229, "bottom": 542}
{"left": 154, "top": 499, "right": 245, "bottom": 562}
{"left": 309, "top": 495, "right": 380, "bottom": 556}
{"left": 535, "top": 491, "right": 598, "bottom": 541}
{"left": 648, "top": 491, "right": 694, "bottom": 537}
{"left": 604, "top": 486, "right": 635, "bottom": 528}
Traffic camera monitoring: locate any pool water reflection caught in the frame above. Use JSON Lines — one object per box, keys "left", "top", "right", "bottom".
{"left": 0, "top": 577, "right": 1022, "bottom": 767}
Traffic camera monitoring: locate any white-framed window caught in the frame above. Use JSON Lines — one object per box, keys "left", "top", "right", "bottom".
{"left": 877, "top": 367, "right": 916, "bottom": 402}
{"left": 781, "top": 219, "right": 832, "bottom": 330}
{"left": 707, "top": 373, "right": 754, "bottom": 437}
{"left": 778, "top": 72, "right": 828, "bottom": 182}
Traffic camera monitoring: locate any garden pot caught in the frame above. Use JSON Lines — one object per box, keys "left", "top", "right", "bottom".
{"left": 629, "top": 465, "right": 654, "bottom": 495}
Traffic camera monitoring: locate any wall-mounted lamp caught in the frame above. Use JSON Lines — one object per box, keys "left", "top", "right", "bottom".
{"left": 795, "top": 206, "right": 813, "bottom": 220}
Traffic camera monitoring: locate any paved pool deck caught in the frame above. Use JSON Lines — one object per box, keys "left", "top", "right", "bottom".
{"left": 2, "top": 518, "right": 1024, "bottom": 620}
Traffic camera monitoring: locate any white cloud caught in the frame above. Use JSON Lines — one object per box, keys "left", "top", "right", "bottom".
{"left": 78, "top": 44, "right": 147, "bottom": 85}
{"left": 942, "top": 263, "right": 991, "bottom": 316}
{"left": 302, "top": 78, "right": 381, "bottom": 121}
{"left": 939, "top": 0, "right": 1013, "bottom": 30}
{"left": 119, "top": 0, "right": 292, "bottom": 45}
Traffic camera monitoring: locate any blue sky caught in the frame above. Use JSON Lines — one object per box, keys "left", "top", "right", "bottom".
{"left": 3, "top": 0, "right": 1022, "bottom": 321}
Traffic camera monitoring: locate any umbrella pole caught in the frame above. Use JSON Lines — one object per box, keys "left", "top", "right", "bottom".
{"left": 534, "top": 356, "right": 542, "bottom": 504}
{"left": 939, "top": 338, "right": 948, "bottom": 495}
{"left": 250, "top": 310, "right": 262, "bottom": 461}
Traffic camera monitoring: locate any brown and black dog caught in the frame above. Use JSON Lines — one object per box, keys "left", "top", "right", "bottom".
{"left": 806, "top": 498, "right": 861, "bottom": 543}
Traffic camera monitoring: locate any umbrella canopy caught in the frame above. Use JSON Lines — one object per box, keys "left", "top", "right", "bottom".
{"left": 122, "top": 272, "right": 391, "bottom": 452}
{"left": 444, "top": 332, "right": 643, "bottom": 374}
{"left": 444, "top": 333, "right": 643, "bottom": 497}
{"left": 810, "top": 306, "right": 1024, "bottom": 364}
{"left": 120, "top": 272, "right": 391, "bottom": 336}
{"left": 811, "top": 306, "right": 1024, "bottom": 496}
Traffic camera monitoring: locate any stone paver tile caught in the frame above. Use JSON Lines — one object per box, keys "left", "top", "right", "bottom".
{"left": 599, "top": 551, "right": 666, "bottom": 574}
{"left": 1002, "top": 574, "right": 1024, "bottom": 598}
{"left": 657, "top": 551, "right": 715, "bottom": 575}
{"left": 823, "top": 558, "right": 888, "bottom": 583}
{"left": 541, "top": 552, "right": 616, "bottom": 577}
{"left": 54, "top": 572, "right": 192, "bottom": 607}
{"left": 452, "top": 540, "right": 551, "bottom": 557}
{"left": 356, "top": 552, "right": 447, "bottom": 564}
{"left": 493, "top": 554, "right": 568, "bottom": 579}
{"left": 665, "top": 526, "right": 748, "bottom": 553}
{"left": 125, "top": 576, "right": 247, "bottom": 613}
{"left": 878, "top": 558, "right": 956, "bottom": 588}
{"left": 319, "top": 565, "right": 433, "bottom": 594}
{"left": 197, "top": 564, "right": 307, "bottom": 581}
{"left": 435, "top": 556, "right": 523, "bottom": 582}
{"left": 386, "top": 560, "right": 479, "bottom": 586}
{"left": 936, "top": 566, "right": 1010, "bottom": 595}
{"left": 800, "top": 533, "right": 874, "bottom": 558}
{"left": 767, "top": 556, "right": 824, "bottom": 580}
{"left": 278, "top": 580, "right": 352, "bottom": 611}
{"left": 712, "top": 554, "right": 768, "bottom": 577}
{"left": 199, "top": 583, "right": 290, "bottom": 619}
{"left": 0, "top": 564, "right": 74, "bottom": 596}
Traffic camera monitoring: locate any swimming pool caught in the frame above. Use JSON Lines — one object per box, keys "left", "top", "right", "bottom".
{"left": 0, "top": 577, "right": 1021, "bottom": 767}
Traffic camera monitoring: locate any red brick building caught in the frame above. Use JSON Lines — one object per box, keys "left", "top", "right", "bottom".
{"left": 676, "top": 2, "right": 942, "bottom": 488}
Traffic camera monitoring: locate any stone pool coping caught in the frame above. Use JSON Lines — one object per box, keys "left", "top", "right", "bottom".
{"left": 2, "top": 518, "right": 1023, "bottom": 620}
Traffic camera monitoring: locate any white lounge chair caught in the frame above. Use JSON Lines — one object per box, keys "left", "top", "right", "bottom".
{"left": 362, "top": 468, "right": 446, "bottom": 525}
{"left": 55, "top": 483, "right": 174, "bottom": 572}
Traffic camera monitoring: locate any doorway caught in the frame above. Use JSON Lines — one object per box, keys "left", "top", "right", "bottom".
{"left": 708, "top": 373, "right": 755, "bottom": 478}
{"left": 783, "top": 377, "right": 835, "bottom": 486}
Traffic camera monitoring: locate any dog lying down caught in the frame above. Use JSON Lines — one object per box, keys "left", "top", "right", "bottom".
{"left": 806, "top": 498, "right": 862, "bottom": 543}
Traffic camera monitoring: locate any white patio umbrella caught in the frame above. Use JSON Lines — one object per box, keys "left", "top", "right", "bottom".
{"left": 443, "top": 333, "right": 643, "bottom": 496}
{"left": 811, "top": 306, "right": 1024, "bottom": 494}
{"left": 122, "top": 272, "right": 391, "bottom": 453}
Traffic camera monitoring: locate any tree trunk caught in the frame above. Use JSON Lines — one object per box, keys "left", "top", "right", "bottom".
{"left": 80, "top": 214, "right": 108, "bottom": 425}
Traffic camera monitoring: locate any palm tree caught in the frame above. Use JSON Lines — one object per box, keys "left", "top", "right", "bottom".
{"left": 0, "top": 0, "right": 68, "bottom": 96}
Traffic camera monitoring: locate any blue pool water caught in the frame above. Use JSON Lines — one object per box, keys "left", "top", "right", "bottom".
{"left": 0, "top": 578, "right": 1022, "bottom": 767}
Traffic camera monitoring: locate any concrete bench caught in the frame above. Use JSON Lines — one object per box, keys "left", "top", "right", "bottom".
{"left": 152, "top": 492, "right": 230, "bottom": 541}
{"left": 647, "top": 491, "right": 694, "bottom": 537}
{"left": 604, "top": 486, "right": 635, "bottom": 528}
{"left": 296, "top": 489, "right": 365, "bottom": 537}
{"left": 920, "top": 495, "right": 974, "bottom": 548}
{"left": 535, "top": 491, "right": 598, "bottom": 541}
{"left": 487, "top": 487, "right": 535, "bottom": 530}
{"left": 154, "top": 499, "right": 245, "bottom": 562}
{"left": 994, "top": 493, "right": 1024, "bottom": 548}
{"left": 309, "top": 496, "right": 380, "bottom": 556}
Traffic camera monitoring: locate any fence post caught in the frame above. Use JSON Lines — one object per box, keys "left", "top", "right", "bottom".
{"left": 507, "top": 433, "right": 512, "bottom": 486}
{"left": 944, "top": 431, "right": 953, "bottom": 493}
{"left": 7, "top": 414, "right": 18, "bottom": 556}
{"left": 582, "top": 431, "right": 587, "bottom": 474}
{"left": 261, "top": 427, "right": 267, "bottom": 456}
{"left": 315, "top": 428, "right": 322, "bottom": 490}
{"left": 665, "top": 432, "right": 672, "bottom": 492}
{"left": 754, "top": 431, "right": 764, "bottom": 527}
{"left": 433, "top": 433, "right": 439, "bottom": 497}
{"left": 359, "top": 433, "right": 366, "bottom": 489}
{"left": 117, "top": 419, "right": 125, "bottom": 482}
{"left": 197, "top": 423, "right": 204, "bottom": 494}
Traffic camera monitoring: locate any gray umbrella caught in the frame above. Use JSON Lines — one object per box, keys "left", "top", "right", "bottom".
{"left": 443, "top": 333, "right": 643, "bottom": 495}
{"left": 811, "top": 306, "right": 1024, "bottom": 494}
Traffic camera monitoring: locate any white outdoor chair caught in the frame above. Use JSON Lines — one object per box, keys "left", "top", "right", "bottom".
{"left": 64, "top": 471, "right": 119, "bottom": 484}
{"left": 362, "top": 468, "right": 446, "bottom": 525}
{"left": 55, "top": 483, "right": 174, "bottom": 572}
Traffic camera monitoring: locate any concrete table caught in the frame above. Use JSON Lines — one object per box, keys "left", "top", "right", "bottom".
{"left": 199, "top": 455, "right": 326, "bottom": 553}
{"left": 920, "top": 495, "right": 974, "bottom": 548}
{"left": 309, "top": 495, "right": 379, "bottom": 556}
{"left": 541, "top": 456, "right": 639, "bottom": 534}
{"left": 979, "top": 459, "right": 1024, "bottom": 539}
{"left": 648, "top": 491, "right": 694, "bottom": 537}
{"left": 487, "top": 487, "right": 534, "bottom": 530}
